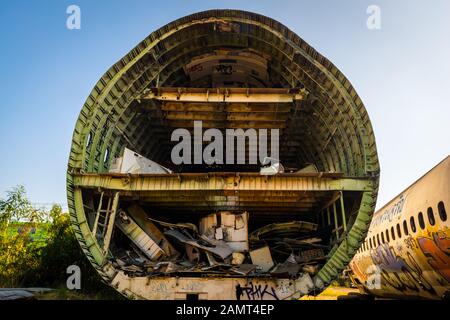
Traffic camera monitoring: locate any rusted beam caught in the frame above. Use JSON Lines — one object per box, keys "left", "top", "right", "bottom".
{"left": 155, "top": 102, "right": 293, "bottom": 113}
{"left": 161, "top": 111, "right": 289, "bottom": 122}
{"left": 139, "top": 87, "right": 307, "bottom": 103}
{"left": 164, "top": 120, "right": 287, "bottom": 129}
{"left": 92, "top": 191, "right": 104, "bottom": 237}
{"left": 333, "top": 202, "right": 339, "bottom": 240}
{"left": 340, "top": 191, "right": 347, "bottom": 232}
{"left": 72, "top": 173, "right": 374, "bottom": 193}
{"left": 102, "top": 192, "right": 120, "bottom": 255}
{"left": 137, "top": 201, "right": 317, "bottom": 208}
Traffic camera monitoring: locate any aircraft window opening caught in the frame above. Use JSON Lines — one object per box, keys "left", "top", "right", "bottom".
{"left": 373, "top": 236, "right": 376, "bottom": 247}
{"left": 376, "top": 234, "right": 380, "bottom": 246}
{"left": 396, "top": 223, "right": 401, "bottom": 238}
{"left": 438, "top": 201, "right": 447, "bottom": 221}
{"left": 103, "top": 148, "right": 110, "bottom": 166}
{"left": 418, "top": 212, "right": 425, "bottom": 230}
{"left": 427, "top": 207, "right": 435, "bottom": 226}
{"left": 385, "top": 229, "right": 390, "bottom": 242}
{"left": 410, "top": 216, "right": 417, "bottom": 233}
{"left": 369, "top": 238, "right": 372, "bottom": 249}
{"left": 86, "top": 132, "right": 93, "bottom": 148}
{"left": 391, "top": 227, "right": 396, "bottom": 241}
{"left": 381, "top": 232, "right": 385, "bottom": 244}
{"left": 403, "top": 220, "right": 409, "bottom": 236}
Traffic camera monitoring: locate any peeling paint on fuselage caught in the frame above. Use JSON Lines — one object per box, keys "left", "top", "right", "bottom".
{"left": 350, "top": 156, "right": 450, "bottom": 299}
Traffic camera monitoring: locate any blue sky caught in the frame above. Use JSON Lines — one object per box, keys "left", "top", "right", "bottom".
{"left": 0, "top": 0, "right": 449, "bottom": 210}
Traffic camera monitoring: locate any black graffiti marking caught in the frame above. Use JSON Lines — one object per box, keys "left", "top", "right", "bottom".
{"left": 189, "top": 64, "right": 203, "bottom": 72}
{"left": 236, "top": 283, "right": 279, "bottom": 300}
{"left": 216, "top": 65, "right": 233, "bottom": 75}
{"left": 404, "top": 235, "right": 418, "bottom": 250}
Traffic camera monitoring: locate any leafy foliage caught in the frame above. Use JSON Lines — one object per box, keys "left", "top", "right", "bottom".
{"left": 0, "top": 185, "right": 45, "bottom": 286}
{"left": 0, "top": 185, "right": 121, "bottom": 298}
{"left": 0, "top": 185, "right": 43, "bottom": 228}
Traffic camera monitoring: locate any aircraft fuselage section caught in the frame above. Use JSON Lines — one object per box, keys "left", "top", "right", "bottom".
{"left": 350, "top": 156, "right": 450, "bottom": 299}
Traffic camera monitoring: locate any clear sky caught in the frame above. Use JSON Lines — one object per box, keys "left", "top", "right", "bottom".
{"left": 0, "top": 0, "right": 449, "bottom": 211}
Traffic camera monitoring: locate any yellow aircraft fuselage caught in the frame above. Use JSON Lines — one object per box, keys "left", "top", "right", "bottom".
{"left": 350, "top": 156, "right": 450, "bottom": 299}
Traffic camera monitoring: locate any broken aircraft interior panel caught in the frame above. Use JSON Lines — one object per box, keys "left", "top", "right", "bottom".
{"left": 67, "top": 10, "right": 379, "bottom": 300}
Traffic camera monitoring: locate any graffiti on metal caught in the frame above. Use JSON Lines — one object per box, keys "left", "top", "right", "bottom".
{"left": 370, "top": 195, "right": 406, "bottom": 227}
{"left": 236, "top": 283, "right": 279, "bottom": 300}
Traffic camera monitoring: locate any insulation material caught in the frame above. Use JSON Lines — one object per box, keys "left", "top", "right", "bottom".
{"left": 199, "top": 214, "right": 217, "bottom": 238}
{"left": 231, "top": 252, "right": 245, "bottom": 265}
{"left": 199, "top": 211, "right": 249, "bottom": 252}
{"left": 249, "top": 246, "right": 274, "bottom": 272}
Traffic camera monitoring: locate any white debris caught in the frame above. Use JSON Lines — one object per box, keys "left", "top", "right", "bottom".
{"left": 109, "top": 147, "right": 172, "bottom": 174}
{"left": 260, "top": 157, "right": 284, "bottom": 175}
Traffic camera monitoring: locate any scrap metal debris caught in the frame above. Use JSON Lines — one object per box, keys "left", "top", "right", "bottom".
{"left": 111, "top": 205, "right": 329, "bottom": 279}
{"left": 127, "top": 204, "right": 179, "bottom": 257}
{"left": 115, "top": 211, "right": 165, "bottom": 261}
{"left": 230, "top": 264, "right": 258, "bottom": 276}
{"left": 200, "top": 211, "right": 249, "bottom": 252}
{"left": 270, "top": 254, "right": 300, "bottom": 277}
{"left": 164, "top": 229, "right": 233, "bottom": 260}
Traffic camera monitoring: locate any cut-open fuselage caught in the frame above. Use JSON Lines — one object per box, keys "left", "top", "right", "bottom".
{"left": 67, "top": 10, "right": 379, "bottom": 300}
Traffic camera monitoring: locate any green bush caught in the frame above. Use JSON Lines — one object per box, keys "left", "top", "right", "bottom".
{"left": 0, "top": 186, "right": 122, "bottom": 299}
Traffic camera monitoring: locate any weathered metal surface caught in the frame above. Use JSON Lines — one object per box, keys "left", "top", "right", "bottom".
{"left": 67, "top": 9, "right": 380, "bottom": 299}
{"left": 0, "top": 288, "right": 53, "bottom": 301}
{"left": 249, "top": 247, "right": 274, "bottom": 272}
{"left": 164, "top": 229, "right": 233, "bottom": 260}
{"left": 115, "top": 211, "right": 165, "bottom": 261}
{"left": 110, "top": 270, "right": 314, "bottom": 300}
{"left": 350, "top": 156, "right": 450, "bottom": 300}
{"left": 71, "top": 173, "right": 374, "bottom": 216}
{"left": 72, "top": 173, "right": 374, "bottom": 192}
{"left": 127, "top": 204, "right": 178, "bottom": 257}
{"left": 200, "top": 211, "right": 249, "bottom": 252}
{"left": 140, "top": 87, "right": 306, "bottom": 103}
{"left": 250, "top": 221, "right": 317, "bottom": 242}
